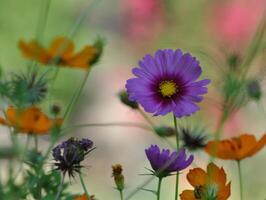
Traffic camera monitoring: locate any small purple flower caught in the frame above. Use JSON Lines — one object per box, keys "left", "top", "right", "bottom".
{"left": 126, "top": 49, "right": 210, "bottom": 118}
{"left": 79, "top": 138, "right": 94, "bottom": 151}
{"left": 52, "top": 137, "right": 94, "bottom": 177}
{"left": 145, "top": 145, "right": 193, "bottom": 177}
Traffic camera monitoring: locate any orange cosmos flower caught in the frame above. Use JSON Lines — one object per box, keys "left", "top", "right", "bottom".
{"left": 75, "top": 194, "right": 95, "bottom": 200}
{"left": 0, "top": 106, "right": 63, "bottom": 135}
{"left": 180, "top": 163, "right": 231, "bottom": 200}
{"left": 205, "top": 133, "right": 266, "bottom": 160}
{"left": 18, "top": 37, "right": 99, "bottom": 69}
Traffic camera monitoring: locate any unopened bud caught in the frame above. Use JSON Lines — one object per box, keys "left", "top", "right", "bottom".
{"left": 112, "top": 164, "right": 125, "bottom": 191}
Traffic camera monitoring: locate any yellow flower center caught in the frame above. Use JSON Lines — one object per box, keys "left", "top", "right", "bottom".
{"left": 159, "top": 80, "right": 178, "bottom": 97}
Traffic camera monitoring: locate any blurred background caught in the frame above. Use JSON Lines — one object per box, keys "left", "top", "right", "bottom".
{"left": 0, "top": 0, "right": 266, "bottom": 199}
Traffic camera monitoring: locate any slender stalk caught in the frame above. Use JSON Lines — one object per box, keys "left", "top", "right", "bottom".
{"left": 63, "top": 71, "right": 90, "bottom": 120}
{"left": 55, "top": 173, "right": 66, "bottom": 200}
{"left": 157, "top": 178, "right": 163, "bottom": 200}
{"left": 257, "top": 101, "right": 266, "bottom": 129}
{"left": 119, "top": 190, "right": 124, "bottom": 200}
{"left": 62, "top": 122, "right": 152, "bottom": 133}
{"left": 137, "top": 108, "right": 156, "bottom": 128}
{"left": 79, "top": 173, "right": 90, "bottom": 198}
{"left": 13, "top": 135, "right": 31, "bottom": 180}
{"left": 173, "top": 114, "right": 179, "bottom": 200}
{"left": 237, "top": 161, "right": 244, "bottom": 200}
{"left": 208, "top": 112, "right": 227, "bottom": 163}
{"left": 35, "top": 0, "right": 52, "bottom": 42}
{"left": 34, "top": 135, "right": 38, "bottom": 151}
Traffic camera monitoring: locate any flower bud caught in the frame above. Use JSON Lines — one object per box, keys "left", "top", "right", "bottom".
{"left": 246, "top": 79, "right": 262, "bottom": 101}
{"left": 154, "top": 126, "right": 175, "bottom": 137}
{"left": 118, "top": 90, "right": 138, "bottom": 109}
{"left": 112, "top": 164, "right": 125, "bottom": 191}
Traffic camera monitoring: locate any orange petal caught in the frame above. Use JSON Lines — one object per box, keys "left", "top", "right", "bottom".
{"left": 207, "top": 163, "right": 227, "bottom": 187}
{"left": 18, "top": 40, "right": 49, "bottom": 64}
{"left": 236, "top": 134, "right": 257, "bottom": 159}
{"left": 187, "top": 168, "right": 207, "bottom": 187}
{"left": 180, "top": 190, "right": 196, "bottom": 200}
{"left": 0, "top": 117, "right": 7, "bottom": 125}
{"left": 4, "top": 106, "right": 62, "bottom": 135}
{"left": 75, "top": 194, "right": 88, "bottom": 200}
{"left": 48, "top": 37, "right": 74, "bottom": 60}
{"left": 246, "top": 134, "right": 266, "bottom": 157}
{"left": 66, "top": 46, "right": 98, "bottom": 69}
{"left": 205, "top": 140, "right": 238, "bottom": 160}
{"left": 217, "top": 182, "right": 231, "bottom": 200}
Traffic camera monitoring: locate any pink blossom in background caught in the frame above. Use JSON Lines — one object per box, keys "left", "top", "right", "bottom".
{"left": 209, "top": 0, "right": 266, "bottom": 49}
{"left": 120, "top": 0, "right": 166, "bottom": 43}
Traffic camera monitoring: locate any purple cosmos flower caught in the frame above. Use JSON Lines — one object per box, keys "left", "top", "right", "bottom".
{"left": 145, "top": 145, "right": 193, "bottom": 177}
{"left": 126, "top": 49, "right": 210, "bottom": 117}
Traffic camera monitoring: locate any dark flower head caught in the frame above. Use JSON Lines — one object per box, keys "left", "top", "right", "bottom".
{"left": 52, "top": 137, "right": 94, "bottom": 177}
{"left": 118, "top": 90, "right": 139, "bottom": 109}
{"left": 8, "top": 72, "right": 47, "bottom": 106}
{"left": 51, "top": 104, "right": 61, "bottom": 116}
{"left": 180, "top": 126, "right": 208, "bottom": 151}
{"left": 145, "top": 145, "right": 193, "bottom": 178}
{"left": 126, "top": 49, "right": 210, "bottom": 118}
{"left": 246, "top": 79, "right": 262, "bottom": 101}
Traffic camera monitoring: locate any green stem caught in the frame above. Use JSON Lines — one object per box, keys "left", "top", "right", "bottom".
{"left": 79, "top": 173, "right": 90, "bottom": 198}
{"left": 13, "top": 135, "right": 31, "bottom": 180}
{"left": 137, "top": 108, "right": 156, "bottom": 129}
{"left": 237, "top": 161, "right": 244, "bottom": 200}
{"left": 63, "top": 70, "right": 90, "bottom": 120}
{"left": 62, "top": 122, "right": 152, "bottom": 133}
{"left": 257, "top": 101, "right": 266, "bottom": 129}
{"left": 34, "top": 135, "right": 38, "bottom": 151}
{"left": 157, "top": 178, "right": 163, "bottom": 200}
{"left": 173, "top": 114, "right": 179, "bottom": 200}
{"left": 55, "top": 173, "right": 65, "bottom": 200}
{"left": 35, "top": 0, "right": 52, "bottom": 42}
{"left": 208, "top": 112, "right": 227, "bottom": 163}
{"left": 119, "top": 190, "right": 124, "bottom": 200}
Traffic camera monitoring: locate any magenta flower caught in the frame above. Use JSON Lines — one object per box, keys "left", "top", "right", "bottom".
{"left": 126, "top": 49, "right": 210, "bottom": 118}
{"left": 145, "top": 145, "right": 193, "bottom": 177}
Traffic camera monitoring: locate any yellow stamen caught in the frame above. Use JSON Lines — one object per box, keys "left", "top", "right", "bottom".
{"left": 159, "top": 80, "right": 178, "bottom": 97}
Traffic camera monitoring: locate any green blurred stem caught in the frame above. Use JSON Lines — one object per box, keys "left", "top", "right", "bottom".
{"left": 63, "top": 70, "right": 90, "bottom": 120}
{"left": 237, "top": 161, "right": 243, "bottom": 200}
{"left": 157, "top": 178, "right": 163, "bottom": 200}
{"left": 119, "top": 190, "right": 124, "bottom": 200}
{"left": 13, "top": 135, "right": 31, "bottom": 180}
{"left": 55, "top": 173, "right": 66, "bottom": 200}
{"left": 173, "top": 114, "right": 179, "bottom": 200}
{"left": 137, "top": 108, "right": 156, "bottom": 129}
{"left": 34, "top": 135, "right": 38, "bottom": 151}
{"left": 79, "top": 173, "right": 90, "bottom": 199}
{"left": 35, "top": 0, "right": 52, "bottom": 42}
{"left": 62, "top": 122, "right": 152, "bottom": 133}
{"left": 208, "top": 112, "right": 228, "bottom": 163}
{"left": 257, "top": 101, "right": 266, "bottom": 127}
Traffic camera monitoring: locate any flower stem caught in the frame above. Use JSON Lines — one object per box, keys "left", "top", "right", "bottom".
{"left": 79, "top": 173, "right": 90, "bottom": 198}
{"left": 209, "top": 112, "right": 227, "bottom": 163}
{"left": 137, "top": 108, "right": 156, "bottom": 129}
{"left": 119, "top": 190, "right": 124, "bottom": 200}
{"left": 173, "top": 114, "right": 179, "bottom": 200}
{"left": 34, "top": 135, "right": 38, "bottom": 151}
{"left": 55, "top": 173, "right": 65, "bottom": 200}
{"left": 157, "top": 178, "right": 163, "bottom": 200}
{"left": 237, "top": 161, "right": 244, "bottom": 200}
{"left": 63, "top": 70, "right": 90, "bottom": 121}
